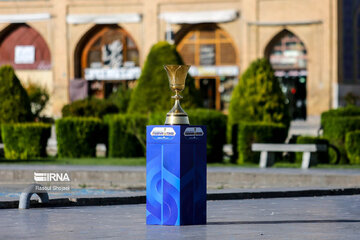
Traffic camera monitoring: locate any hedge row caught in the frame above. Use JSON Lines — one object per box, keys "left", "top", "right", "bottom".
{"left": 295, "top": 136, "right": 329, "bottom": 164}
{"left": 104, "top": 114, "right": 147, "bottom": 158}
{"left": 56, "top": 117, "right": 104, "bottom": 158}
{"left": 321, "top": 106, "right": 360, "bottom": 126}
{"left": 237, "top": 122, "right": 287, "bottom": 164}
{"left": 55, "top": 109, "right": 226, "bottom": 160}
{"left": 345, "top": 131, "right": 360, "bottom": 164}
{"left": 62, "top": 98, "right": 119, "bottom": 119}
{"left": 1, "top": 123, "right": 51, "bottom": 160}
{"left": 56, "top": 109, "right": 290, "bottom": 164}
{"left": 322, "top": 116, "right": 360, "bottom": 164}
{"left": 188, "top": 109, "right": 226, "bottom": 163}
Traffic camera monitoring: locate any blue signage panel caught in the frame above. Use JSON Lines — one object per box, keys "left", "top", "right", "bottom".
{"left": 146, "top": 125, "right": 207, "bottom": 225}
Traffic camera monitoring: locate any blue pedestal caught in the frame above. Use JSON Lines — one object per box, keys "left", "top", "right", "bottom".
{"left": 146, "top": 125, "right": 207, "bottom": 226}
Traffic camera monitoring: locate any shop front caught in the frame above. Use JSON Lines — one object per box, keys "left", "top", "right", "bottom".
{"left": 76, "top": 25, "right": 140, "bottom": 99}
{"left": 176, "top": 24, "right": 239, "bottom": 111}
{"left": 266, "top": 30, "right": 308, "bottom": 120}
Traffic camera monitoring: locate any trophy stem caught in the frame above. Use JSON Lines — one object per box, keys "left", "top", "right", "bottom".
{"left": 172, "top": 90, "right": 183, "bottom": 100}
{"left": 165, "top": 98, "right": 189, "bottom": 125}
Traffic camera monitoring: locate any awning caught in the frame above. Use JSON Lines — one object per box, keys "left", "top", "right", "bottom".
{"left": 0, "top": 13, "right": 51, "bottom": 23}
{"left": 159, "top": 9, "right": 239, "bottom": 24}
{"left": 66, "top": 14, "right": 142, "bottom": 24}
{"left": 248, "top": 20, "right": 322, "bottom": 26}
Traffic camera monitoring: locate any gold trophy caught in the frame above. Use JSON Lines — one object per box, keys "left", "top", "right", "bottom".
{"left": 164, "top": 65, "right": 191, "bottom": 125}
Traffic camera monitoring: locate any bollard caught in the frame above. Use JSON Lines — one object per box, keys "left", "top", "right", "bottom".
{"left": 18, "top": 184, "right": 49, "bottom": 209}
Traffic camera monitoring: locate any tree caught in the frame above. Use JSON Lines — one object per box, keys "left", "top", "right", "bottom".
{"left": 228, "top": 58, "right": 289, "bottom": 140}
{"left": 127, "top": 41, "right": 201, "bottom": 114}
{"left": 0, "top": 65, "right": 33, "bottom": 123}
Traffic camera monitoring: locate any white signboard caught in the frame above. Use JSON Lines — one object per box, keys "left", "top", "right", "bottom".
{"left": 84, "top": 67, "right": 141, "bottom": 80}
{"left": 14, "top": 46, "right": 35, "bottom": 64}
{"left": 184, "top": 127, "right": 204, "bottom": 137}
{"left": 189, "top": 66, "right": 239, "bottom": 77}
{"left": 150, "top": 127, "right": 176, "bottom": 140}
{"left": 150, "top": 127, "right": 176, "bottom": 137}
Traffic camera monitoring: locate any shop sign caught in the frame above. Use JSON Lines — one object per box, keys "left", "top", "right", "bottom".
{"left": 14, "top": 45, "right": 35, "bottom": 64}
{"left": 189, "top": 66, "right": 239, "bottom": 77}
{"left": 85, "top": 67, "right": 141, "bottom": 80}
{"left": 274, "top": 70, "right": 307, "bottom": 77}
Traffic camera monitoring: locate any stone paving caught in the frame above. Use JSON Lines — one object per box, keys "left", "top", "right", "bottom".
{"left": 2, "top": 164, "right": 360, "bottom": 190}
{"left": 1, "top": 195, "right": 360, "bottom": 239}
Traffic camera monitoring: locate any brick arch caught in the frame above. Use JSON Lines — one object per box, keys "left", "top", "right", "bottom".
{"left": 264, "top": 28, "right": 309, "bottom": 59}
{"left": 0, "top": 23, "right": 51, "bottom": 70}
{"left": 74, "top": 24, "right": 139, "bottom": 78}
{"left": 176, "top": 23, "right": 239, "bottom": 66}
{"left": 264, "top": 28, "right": 308, "bottom": 70}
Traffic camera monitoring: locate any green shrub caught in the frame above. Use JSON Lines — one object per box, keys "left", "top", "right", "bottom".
{"left": 295, "top": 136, "right": 329, "bottom": 164}
{"left": 108, "top": 86, "right": 132, "bottom": 113}
{"left": 345, "top": 131, "right": 360, "bottom": 164}
{"left": 62, "top": 98, "right": 119, "bottom": 118}
{"left": 0, "top": 65, "right": 33, "bottom": 124}
{"left": 1, "top": 123, "right": 51, "bottom": 160}
{"left": 148, "top": 111, "right": 167, "bottom": 126}
{"left": 321, "top": 106, "right": 360, "bottom": 127}
{"left": 106, "top": 114, "right": 147, "bottom": 157}
{"left": 322, "top": 116, "right": 360, "bottom": 164}
{"left": 149, "top": 109, "right": 227, "bottom": 163}
{"left": 228, "top": 58, "right": 289, "bottom": 143}
{"left": 237, "top": 122, "right": 287, "bottom": 164}
{"left": 187, "top": 109, "right": 226, "bottom": 163}
{"left": 56, "top": 117, "right": 103, "bottom": 158}
{"left": 128, "top": 41, "right": 201, "bottom": 114}
{"left": 25, "top": 82, "right": 50, "bottom": 119}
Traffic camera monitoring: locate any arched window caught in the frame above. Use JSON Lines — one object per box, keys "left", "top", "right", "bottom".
{"left": 75, "top": 25, "right": 140, "bottom": 99}
{"left": 265, "top": 30, "right": 307, "bottom": 71}
{"left": 81, "top": 26, "right": 139, "bottom": 72}
{"left": 265, "top": 29, "right": 308, "bottom": 120}
{"left": 176, "top": 24, "right": 238, "bottom": 111}
{"left": 0, "top": 24, "right": 51, "bottom": 70}
{"left": 177, "top": 25, "right": 237, "bottom": 66}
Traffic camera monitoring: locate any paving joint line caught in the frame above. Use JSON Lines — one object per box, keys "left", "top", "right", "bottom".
{"left": 1, "top": 187, "right": 360, "bottom": 209}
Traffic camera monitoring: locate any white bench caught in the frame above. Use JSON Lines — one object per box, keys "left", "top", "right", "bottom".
{"left": 251, "top": 143, "right": 328, "bottom": 169}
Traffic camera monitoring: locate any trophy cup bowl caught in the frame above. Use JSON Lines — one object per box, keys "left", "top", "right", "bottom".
{"left": 164, "top": 65, "right": 191, "bottom": 125}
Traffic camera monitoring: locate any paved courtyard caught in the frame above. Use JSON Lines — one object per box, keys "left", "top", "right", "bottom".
{"left": 1, "top": 195, "right": 359, "bottom": 239}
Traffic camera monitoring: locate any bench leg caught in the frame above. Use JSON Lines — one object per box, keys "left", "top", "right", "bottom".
{"left": 259, "top": 151, "right": 268, "bottom": 168}
{"left": 259, "top": 152, "right": 275, "bottom": 168}
{"left": 301, "top": 152, "right": 311, "bottom": 169}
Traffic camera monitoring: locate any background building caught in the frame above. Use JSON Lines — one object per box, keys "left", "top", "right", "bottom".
{"left": 0, "top": 0, "right": 358, "bottom": 118}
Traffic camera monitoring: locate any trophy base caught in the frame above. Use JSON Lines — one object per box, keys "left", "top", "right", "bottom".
{"left": 165, "top": 114, "right": 190, "bottom": 125}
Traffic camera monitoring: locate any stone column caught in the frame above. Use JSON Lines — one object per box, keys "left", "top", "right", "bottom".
{"left": 51, "top": 1, "right": 69, "bottom": 117}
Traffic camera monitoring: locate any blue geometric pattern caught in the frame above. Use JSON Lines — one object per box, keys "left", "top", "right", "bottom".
{"left": 146, "top": 125, "right": 207, "bottom": 225}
